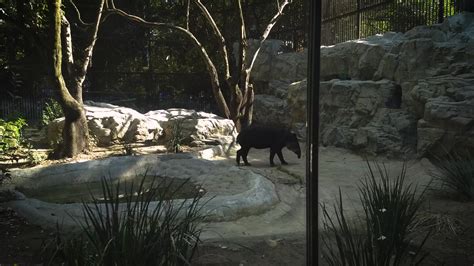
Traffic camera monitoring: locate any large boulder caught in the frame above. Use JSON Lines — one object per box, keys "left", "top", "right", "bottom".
{"left": 242, "top": 39, "right": 307, "bottom": 83}
{"left": 253, "top": 80, "right": 307, "bottom": 138}
{"left": 320, "top": 79, "right": 417, "bottom": 156}
{"left": 46, "top": 102, "right": 237, "bottom": 148}
{"left": 416, "top": 85, "right": 474, "bottom": 155}
{"left": 156, "top": 109, "right": 237, "bottom": 147}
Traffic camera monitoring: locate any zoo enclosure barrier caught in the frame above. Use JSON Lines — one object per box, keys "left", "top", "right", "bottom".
{"left": 0, "top": 71, "right": 219, "bottom": 125}
{"left": 321, "top": 0, "right": 473, "bottom": 45}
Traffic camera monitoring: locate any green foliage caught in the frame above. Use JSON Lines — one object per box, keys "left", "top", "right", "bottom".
{"left": 0, "top": 117, "right": 28, "bottom": 156}
{"left": 45, "top": 175, "right": 205, "bottom": 265}
{"left": 321, "top": 162, "right": 429, "bottom": 266}
{"left": 167, "top": 119, "right": 186, "bottom": 153}
{"left": 27, "top": 149, "right": 47, "bottom": 166}
{"left": 0, "top": 117, "right": 47, "bottom": 165}
{"left": 430, "top": 150, "right": 474, "bottom": 200}
{"left": 41, "top": 99, "right": 64, "bottom": 128}
{"left": 122, "top": 142, "right": 136, "bottom": 156}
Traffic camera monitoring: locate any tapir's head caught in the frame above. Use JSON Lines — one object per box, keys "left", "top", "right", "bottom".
{"left": 286, "top": 133, "right": 301, "bottom": 159}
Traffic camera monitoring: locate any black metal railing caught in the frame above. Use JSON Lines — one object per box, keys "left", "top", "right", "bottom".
{"left": 321, "top": 0, "right": 473, "bottom": 45}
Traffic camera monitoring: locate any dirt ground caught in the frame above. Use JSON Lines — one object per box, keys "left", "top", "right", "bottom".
{"left": 1, "top": 200, "right": 473, "bottom": 265}
{"left": 1, "top": 143, "right": 474, "bottom": 265}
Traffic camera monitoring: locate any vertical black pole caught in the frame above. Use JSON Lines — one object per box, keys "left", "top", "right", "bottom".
{"left": 306, "top": 0, "right": 321, "bottom": 265}
{"left": 438, "top": 0, "right": 445, "bottom": 23}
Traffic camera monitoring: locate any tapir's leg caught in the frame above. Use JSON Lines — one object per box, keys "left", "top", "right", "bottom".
{"left": 277, "top": 150, "right": 288, "bottom": 165}
{"left": 270, "top": 149, "right": 276, "bottom": 166}
{"left": 236, "top": 149, "right": 242, "bottom": 165}
{"left": 242, "top": 147, "right": 251, "bottom": 166}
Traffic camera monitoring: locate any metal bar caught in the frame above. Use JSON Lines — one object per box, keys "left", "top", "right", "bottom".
{"left": 322, "top": 0, "right": 391, "bottom": 23}
{"left": 306, "top": 0, "right": 321, "bottom": 264}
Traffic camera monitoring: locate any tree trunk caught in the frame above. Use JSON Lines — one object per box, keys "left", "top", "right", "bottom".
{"left": 61, "top": 107, "right": 89, "bottom": 158}
{"left": 51, "top": 0, "right": 89, "bottom": 158}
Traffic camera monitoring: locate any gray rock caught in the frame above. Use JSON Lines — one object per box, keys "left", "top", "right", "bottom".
{"left": 46, "top": 102, "right": 237, "bottom": 148}
{"left": 287, "top": 80, "right": 307, "bottom": 125}
{"left": 253, "top": 94, "right": 289, "bottom": 127}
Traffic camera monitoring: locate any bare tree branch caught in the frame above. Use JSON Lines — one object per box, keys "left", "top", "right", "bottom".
{"left": 186, "top": 0, "right": 190, "bottom": 30}
{"left": 235, "top": 0, "right": 247, "bottom": 86}
{"left": 73, "top": 0, "right": 105, "bottom": 103}
{"left": 105, "top": 6, "right": 231, "bottom": 118}
{"left": 246, "top": 0, "right": 291, "bottom": 77}
{"left": 68, "top": 0, "right": 94, "bottom": 26}
{"left": 193, "top": 0, "right": 231, "bottom": 81}
{"left": 61, "top": 14, "right": 74, "bottom": 76}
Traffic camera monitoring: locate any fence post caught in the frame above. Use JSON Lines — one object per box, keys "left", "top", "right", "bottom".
{"left": 438, "top": 0, "right": 445, "bottom": 23}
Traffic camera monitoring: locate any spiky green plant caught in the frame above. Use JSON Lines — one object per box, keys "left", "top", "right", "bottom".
{"left": 167, "top": 119, "right": 186, "bottom": 153}
{"left": 45, "top": 175, "right": 206, "bottom": 266}
{"left": 321, "top": 190, "right": 367, "bottom": 266}
{"left": 429, "top": 150, "right": 474, "bottom": 200}
{"left": 321, "top": 161, "right": 430, "bottom": 266}
{"left": 359, "top": 162, "right": 428, "bottom": 266}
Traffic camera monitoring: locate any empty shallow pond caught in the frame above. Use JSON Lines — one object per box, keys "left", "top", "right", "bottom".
{"left": 7, "top": 153, "right": 279, "bottom": 230}
{"left": 17, "top": 176, "right": 205, "bottom": 204}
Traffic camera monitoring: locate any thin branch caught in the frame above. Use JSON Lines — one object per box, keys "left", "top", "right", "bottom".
{"left": 193, "top": 0, "right": 231, "bottom": 81}
{"left": 235, "top": 0, "right": 247, "bottom": 86}
{"left": 73, "top": 0, "right": 105, "bottom": 103}
{"left": 246, "top": 0, "right": 292, "bottom": 77}
{"left": 186, "top": 0, "right": 190, "bottom": 30}
{"left": 106, "top": 6, "right": 231, "bottom": 118}
{"left": 68, "top": 0, "right": 94, "bottom": 26}
{"left": 61, "top": 14, "right": 74, "bottom": 75}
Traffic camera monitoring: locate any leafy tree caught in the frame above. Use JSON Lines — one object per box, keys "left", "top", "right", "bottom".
{"left": 0, "top": 0, "right": 50, "bottom": 97}
{"left": 1, "top": 0, "right": 103, "bottom": 158}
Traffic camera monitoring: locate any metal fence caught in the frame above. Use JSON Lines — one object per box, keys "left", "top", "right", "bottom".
{"left": 321, "top": 0, "right": 473, "bottom": 45}
{"left": 0, "top": 71, "right": 219, "bottom": 125}
{"left": 0, "top": 93, "right": 218, "bottom": 125}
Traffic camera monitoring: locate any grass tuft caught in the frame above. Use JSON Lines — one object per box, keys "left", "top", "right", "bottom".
{"left": 429, "top": 150, "right": 474, "bottom": 201}
{"left": 321, "top": 161, "right": 430, "bottom": 266}
{"left": 44, "top": 174, "right": 206, "bottom": 265}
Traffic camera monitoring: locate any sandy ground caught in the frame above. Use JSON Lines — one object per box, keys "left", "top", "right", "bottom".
{"left": 1, "top": 143, "right": 474, "bottom": 265}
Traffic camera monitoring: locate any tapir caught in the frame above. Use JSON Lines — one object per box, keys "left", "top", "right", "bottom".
{"left": 236, "top": 126, "right": 301, "bottom": 166}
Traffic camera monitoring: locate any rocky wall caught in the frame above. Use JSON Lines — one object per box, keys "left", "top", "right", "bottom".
{"left": 251, "top": 12, "right": 474, "bottom": 157}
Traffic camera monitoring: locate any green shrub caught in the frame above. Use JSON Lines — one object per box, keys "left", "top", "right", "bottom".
{"left": 167, "top": 119, "right": 186, "bottom": 153}
{"left": 27, "top": 149, "right": 47, "bottom": 166}
{"left": 0, "top": 117, "right": 28, "bottom": 162}
{"left": 429, "top": 150, "right": 474, "bottom": 200}
{"left": 0, "top": 117, "right": 27, "bottom": 153}
{"left": 122, "top": 141, "right": 136, "bottom": 156}
{"left": 41, "top": 98, "right": 63, "bottom": 128}
{"left": 45, "top": 174, "right": 206, "bottom": 265}
{"left": 321, "top": 161, "right": 429, "bottom": 266}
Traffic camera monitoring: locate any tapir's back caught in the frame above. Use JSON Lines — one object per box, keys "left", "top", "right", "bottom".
{"left": 237, "top": 126, "right": 287, "bottom": 149}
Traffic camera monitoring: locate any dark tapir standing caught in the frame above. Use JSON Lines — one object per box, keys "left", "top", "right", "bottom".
{"left": 236, "top": 126, "right": 302, "bottom": 166}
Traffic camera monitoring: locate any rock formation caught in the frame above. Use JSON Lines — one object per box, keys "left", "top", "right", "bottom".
{"left": 251, "top": 12, "right": 474, "bottom": 157}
